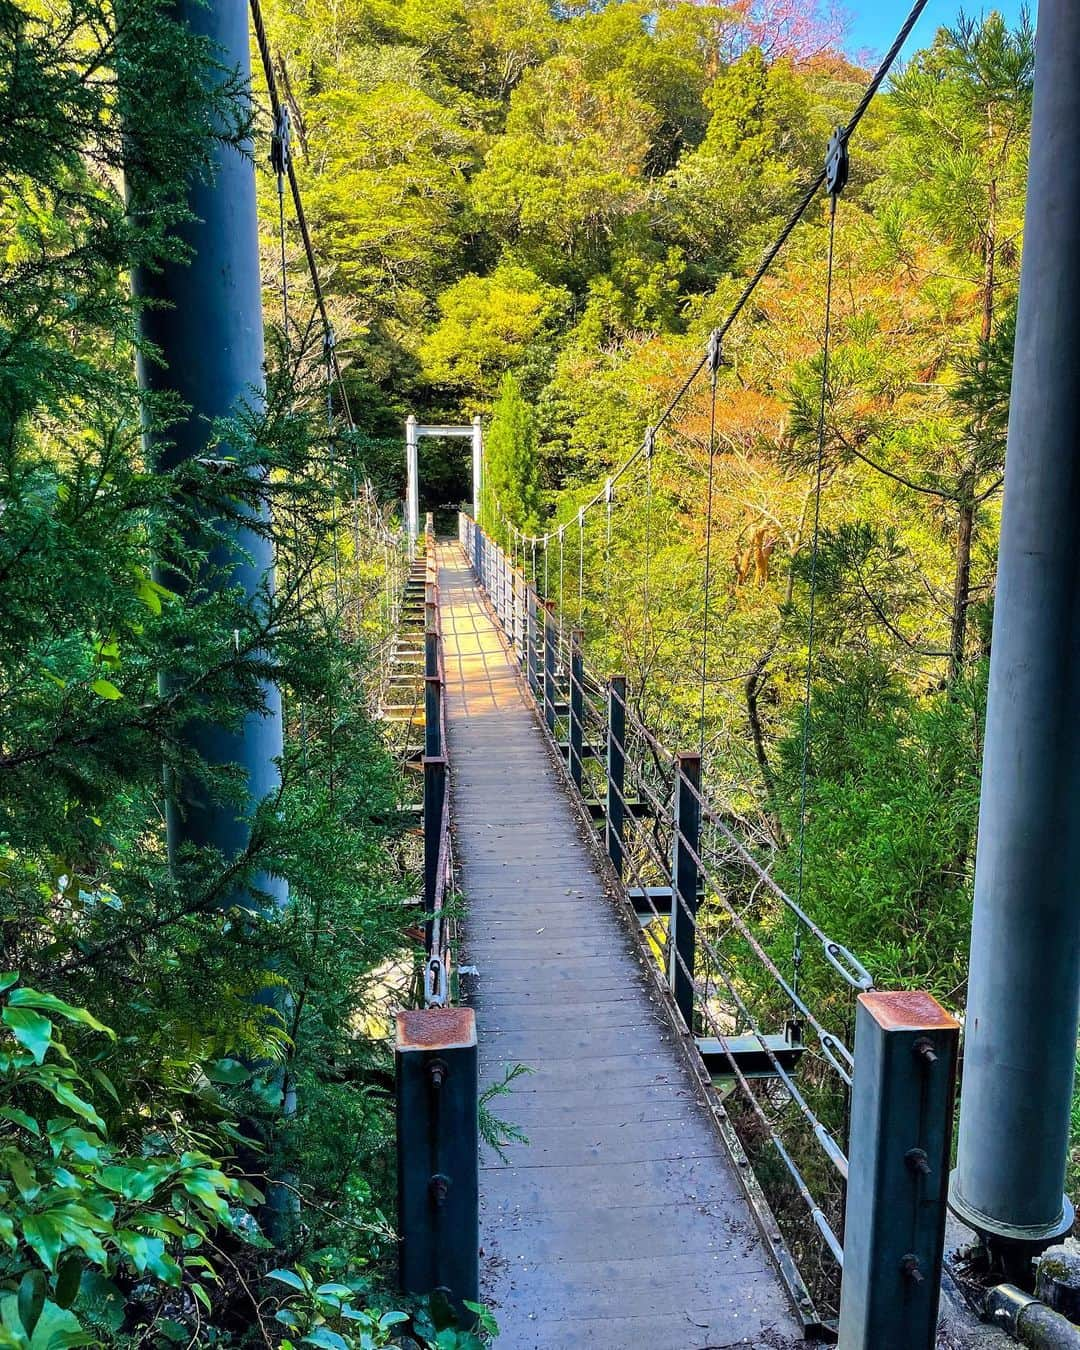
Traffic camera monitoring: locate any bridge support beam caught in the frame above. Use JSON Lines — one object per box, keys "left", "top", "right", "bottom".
{"left": 950, "top": 0, "right": 1080, "bottom": 1265}
{"left": 132, "top": 0, "right": 285, "bottom": 917}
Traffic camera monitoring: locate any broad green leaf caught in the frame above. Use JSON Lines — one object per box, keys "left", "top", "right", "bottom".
{"left": 267, "top": 1269, "right": 307, "bottom": 1292}
{"left": 0, "top": 1216, "right": 16, "bottom": 1251}
{"left": 0, "top": 1295, "right": 92, "bottom": 1349}
{"left": 39, "top": 1084, "right": 104, "bottom": 1134}
{"left": 89, "top": 680, "right": 121, "bottom": 701}
{"left": 4, "top": 1149, "right": 39, "bottom": 1201}
{"left": 53, "top": 1258, "right": 80, "bottom": 1312}
{"left": 0, "top": 975, "right": 19, "bottom": 994}
{"left": 47, "top": 1126, "right": 101, "bottom": 1162}
{"left": 98, "top": 1163, "right": 171, "bottom": 1201}
{"left": 314, "top": 1283, "right": 352, "bottom": 1302}
{"left": 17, "top": 1273, "right": 45, "bottom": 1339}
{"left": 7, "top": 992, "right": 113, "bottom": 1039}
{"left": 76, "top": 1273, "right": 122, "bottom": 1332}
{"left": 177, "top": 1174, "right": 230, "bottom": 1222}
{"left": 0, "top": 1109, "right": 40, "bottom": 1136}
{"left": 3, "top": 1009, "right": 53, "bottom": 1065}
{"left": 21, "top": 1215, "right": 63, "bottom": 1272}
{"left": 300, "top": 1330, "right": 348, "bottom": 1350}
{"left": 203, "top": 1058, "right": 250, "bottom": 1086}
{"left": 115, "top": 1232, "right": 179, "bottom": 1285}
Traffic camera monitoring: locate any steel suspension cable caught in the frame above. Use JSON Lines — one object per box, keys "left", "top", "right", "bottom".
{"left": 642, "top": 433, "right": 654, "bottom": 669}
{"left": 604, "top": 478, "right": 613, "bottom": 610}
{"left": 793, "top": 187, "right": 842, "bottom": 1001}
{"left": 699, "top": 333, "right": 721, "bottom": 757}
{"left": 577, "top": 507, "right": 585, "bottom": 621}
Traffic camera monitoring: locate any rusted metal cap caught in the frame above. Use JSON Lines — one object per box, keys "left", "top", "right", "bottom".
{"left": 858, "top": 990, "right": 959, "bottom": 1032}
{"left": 396, "top": 1007, "right": 476, "bottom": 1052}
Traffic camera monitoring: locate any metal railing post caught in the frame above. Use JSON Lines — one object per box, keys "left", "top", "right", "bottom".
{"left": 527, "top": 590, "right": 539, "bottom": 696}
{"left": 423, "top": 755, "right": 447, "bottom": 930}
{"left": 837, "top": 992, "right": 959, "bottom": 1350}
{"left": 396, "top": 1008, "right": 479, "bottom": 1316}
{"left": 543, "top": 601, "right": 557, "bottom": 735}
{"left": 569, "top": 628, "right": 585, "bottom": 790}
{"left": 607, "top": 676, "right": 626, "bottom": 878}
{"left": 513, "top": 564, "right": 521, "bottom": 658}
{"left": 670, "top": 752, "right": 702, "bottom": 1031}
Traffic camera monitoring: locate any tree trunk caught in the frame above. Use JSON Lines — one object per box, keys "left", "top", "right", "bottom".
{"left": 949, "top": 486, "right": 974, "bottom": 688}
{"left": 745, "top": 647, "right": 784, "bottom": 844}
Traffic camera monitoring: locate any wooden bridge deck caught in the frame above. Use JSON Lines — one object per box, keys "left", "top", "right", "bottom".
{"left": 439, "top": 543, "right": 803, "bottom": 1350}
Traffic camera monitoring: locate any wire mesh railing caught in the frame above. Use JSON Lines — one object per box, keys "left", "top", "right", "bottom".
{"left": 459, "top": 511, "right": 874, "bottom": 1325}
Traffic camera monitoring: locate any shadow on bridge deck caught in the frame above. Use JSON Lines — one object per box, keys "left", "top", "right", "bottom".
{"left": 438, "top": 542, "right": 805, "bottom": 1350}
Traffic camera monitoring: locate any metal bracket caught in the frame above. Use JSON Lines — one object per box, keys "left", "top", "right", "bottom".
{"left": 826, "top": 126, "right": 849, "bottom": 198}
{"left": 271, "top": 105, "right": 291, "bottom": 181}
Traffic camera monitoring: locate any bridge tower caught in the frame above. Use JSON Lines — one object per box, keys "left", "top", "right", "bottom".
{"left": 951, "top": 0, "right": 1080, "bottom": 1269}
{"left": 404, "top": 416, "right": 482, "bottom": 551}
{"left": 131, "top": 0, "right": 286, "bottom": 914}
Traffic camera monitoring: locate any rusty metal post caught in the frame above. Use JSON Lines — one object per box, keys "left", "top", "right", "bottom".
{"left": 396, "top": 1008, "right": 479, "bottom": 1315}
{"left": 838, "top": 992, "right": 960, "bottom": 1350}
{"left": 607, "top": 676, "right": 627, "bottom": 879}
{"left": 670, "top": 753, "right": 702, "bottom": 1030}
{"left": 569, "top": 628, "right": 585, "bottom": 790}
{"left": 543, "top": 601, "right": 557, "bottom": 735}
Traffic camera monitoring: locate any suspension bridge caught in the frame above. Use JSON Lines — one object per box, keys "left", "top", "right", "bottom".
{"left": 121, "top": 0, "right": 1080, "bottom": 1339}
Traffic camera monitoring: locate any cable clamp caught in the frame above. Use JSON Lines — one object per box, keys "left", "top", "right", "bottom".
{"left": 644, "top": 428, "right": 655, "bottom": 461}
{"left": 707, "top": 329, "right": 723, "bottom": 377}
{"left": 605, "top": 477, "right": 613, "bottom": 505}
{"left": 825, "top": 126, "right": 849, "bottom": 199}
{"left": 270, "top": 105, "right": 291, "bottom": 181}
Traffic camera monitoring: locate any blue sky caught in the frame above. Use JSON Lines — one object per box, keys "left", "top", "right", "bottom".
{"left": 844, "top": 0, "right": 1033, "bottom": 61}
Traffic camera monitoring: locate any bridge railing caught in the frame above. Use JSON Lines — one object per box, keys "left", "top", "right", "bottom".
{"left": 394, "top": 519, "right": 479, "bottom": 1316}
{"left": 458, "top": 511, "right": 958, "bottom": 1337}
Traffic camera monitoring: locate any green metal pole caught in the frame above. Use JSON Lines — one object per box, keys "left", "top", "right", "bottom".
{"left": 132, "top": 0, "right": 285, "bottom": 915}
{"left": 950, "top": 0, "right": 1080, "bottom": 1265}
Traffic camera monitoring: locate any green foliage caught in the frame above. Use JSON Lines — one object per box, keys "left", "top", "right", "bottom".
{"left": 420, "top": 266, "right": 568, "bottom": 401}
{"left": 481, "top": 374, "right": 542, "bottom": 536}
{"left": 1, "top": 0, "right": 417, "bottom": 1341}
{"left": 0, "top": 984, "right": 254, "bottom": 1345}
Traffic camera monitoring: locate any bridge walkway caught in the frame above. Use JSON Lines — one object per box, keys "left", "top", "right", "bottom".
{"left": 438, "top": 542, "right": 803, "bottom": 1350}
